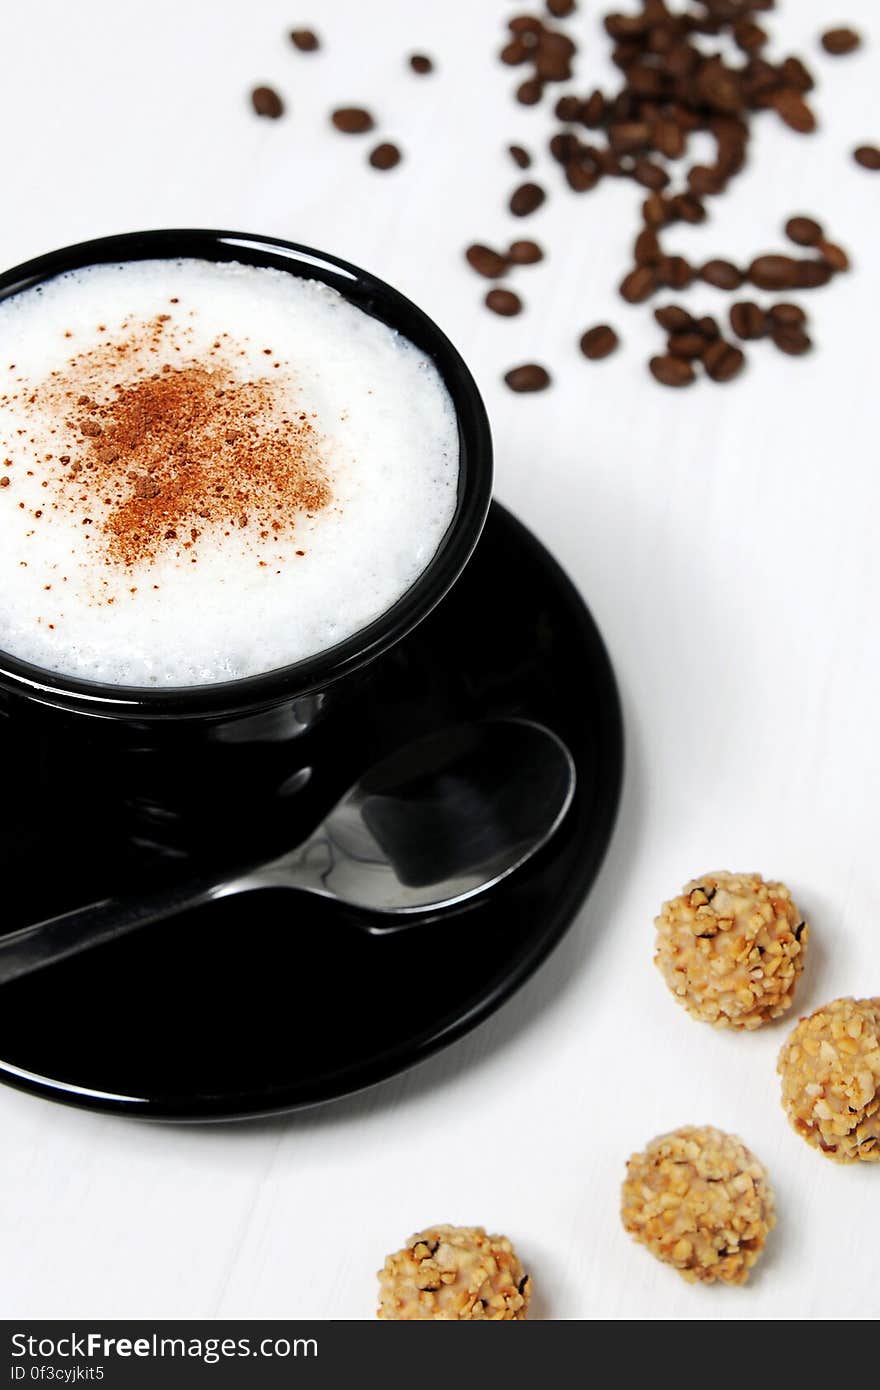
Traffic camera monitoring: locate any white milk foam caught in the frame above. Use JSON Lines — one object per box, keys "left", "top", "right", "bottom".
{"left": 0, "top": 258, "right": 459, "bottom": 686}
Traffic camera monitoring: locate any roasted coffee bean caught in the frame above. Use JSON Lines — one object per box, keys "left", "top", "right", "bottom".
{"left": 634, "top": 228, "right": 661, "bottom": 264}
{"left": 619, "top": 265, "right": 657, "bottom": 303}
{"left": 547, "top": 0, "right": 577, "bottom": 15}
{"left": 795, "top": 259, "right": 833, "bottom": 287}
{"left": 566, "top": 160, "right": 599, "bottom": 192}
{"left": 580, "top": 324, "right": 619, "bottom": 360}
{"left": 504, "top": 363, "right": 551, "bottom": 392}
{"left": 729, "top": 301, "right": 767, "bottom": 339}
{"left": 501, "top": 39, "right": 529, "bottom": 66}
{"left": 700, "top": 259, "right": 743, "bottom": 290}
{"left": 549, "top": 131, "right": 579, "bottom": 163}
{"left": 649, "top": 354, "right": 695, "bottom": 387}
{"left": 770, "top": 89, "right": 816, "bottom": 134}
{"left": 704, "top": 339, "right": 745, "bottom": 382}
{"left": 768, "top": 302, "right": 806, "bottom": 328}
{"left": 510, "top": 182, "right": 546, "bottom": 216}
{"left": 509, "top": 144, "right": 532, "bottom": 169}
{"left": 633, "top": 158, "right": 669, "bottom": 190}
{"left": 658, "top": 256, "right": 694, "bottom": 290}
{"left": 780, "top": 56, "right": 815, "bottom": 93}
{"left": 555, "top": 94, "right": 582, "bottom": 122}
{"left": 508, "top": 15, "right": 544, "bottom": 37}
{"left": 733, "top": 20, "right": 766, "bottom": 52}
{"left": 290, "top": 29, "right": 320, "bottom": 52}
{"left": 369, "top": 142, "right": 401, "bottom": 170}
{"left": 747, "top": 255, "right": 800, "bottom": 290}
{"left": 785, "top": 215, "right": 823, "bottom": 247}
{"left": 854, "top": 144, "right": 880, "bottom": 170}
{"left": 516, "top": 79, "right": 545, "bottom": 105}
{"left": 251, "top": 85, "right": 284, "bottom": 118}
{"left": 819, "top": 240, "right": 850, "bottom": 272}
{"left": 652, "top": 119, "right": 685, "bottom": 160}
{"left": 409, "top": 53, "right": 434, "bottom": 74}
{"left": 465, "top": 244, "right": 508, "bottom": 278}
{"left": 821, "top": 27, "right": 861, "bottom": 56}
{"left": 331, "top": 106, "right": 374, "bottom": 133}
{"left": 654, "top": 304, "right": 693, "bottom": 333}
{"left": 508, "top": 239, "right": 544, "bottom": 265}
{"left": 688, "top": 165, "right": 726, "bottom": 197}
{"left": 582, "top": 90, "right": 606, "bottom": 126}
{"left": 642, "top": 193, "right": 668, "bottom": 227}
{"left": 486, "top": 288, "right": 523, "bottom": 317}
{"left": 696, "top": 316, "right": 720, "bottom": 340}
{"left": 668, "top": 194, "right": 706, "bottom": 224}
{"left": 667, "top": 331, "right": 707, "bottom": 359}
{"left": 771, "top": 324, "right": 812, "bottom": 355}
{"left": 609, "top": 121, "right": 652, "bottom": 154}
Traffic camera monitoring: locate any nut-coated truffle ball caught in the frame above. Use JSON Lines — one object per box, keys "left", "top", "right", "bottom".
{"left": 654, "top": 871, "right": 808, "bottom": 1028}
{"left": 377, "top": 1224, "right": 530, "bottom": 1319}
{"left": 621, "top": 1125, "right": 775, "bottom": 1285}
{"left": 778, "top": 996, "right": 880, "bottom": 1162}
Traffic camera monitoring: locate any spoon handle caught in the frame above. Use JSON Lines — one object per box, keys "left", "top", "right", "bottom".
{"left": 0, "top": 872, "right": 238, "bottom": 986}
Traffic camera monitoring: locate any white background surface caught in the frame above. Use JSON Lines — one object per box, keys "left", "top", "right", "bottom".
{"left": 0, "top": 0, "right": 877, "bottom": 1322}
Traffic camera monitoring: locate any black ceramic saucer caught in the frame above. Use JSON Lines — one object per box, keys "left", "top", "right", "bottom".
{"left": 0, "top": 502, "right": 622, "bottom": 1119}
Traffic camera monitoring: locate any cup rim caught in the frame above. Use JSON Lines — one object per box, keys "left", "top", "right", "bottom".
{"left": 0, "top": 229, "right": 492, "bottom": 719}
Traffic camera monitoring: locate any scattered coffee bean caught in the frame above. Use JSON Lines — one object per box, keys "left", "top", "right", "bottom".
{"left": 768, "top": 302, "right": 806, "bottom": 328}
{"left": 634, "top": 228, "right": 661, "bottom": 265}
{"left": 854, "top": 144, "right": 880, "bottom": 170}
{"left": 785, "top": 215, "right": 823, "bottom": 247}
{"left": 654, "top": 305, "right": 694, "bottom": 333}
{"left": 667, "top": 331, "right": 707, "bottom": 360}
{"left": 331, "top": 106, "right": 374, "bottom": 134}
{"left": 772, "top": 324, "right": 812, "bottom": 356}
{"left": 649, "top": 354, "right": 695, "bottom": 388}
{"left": 507, "top": 239, "right": 544, "bottom": 265}
{"left": 700, "top": 259, "right": 743, "bottom": 290}
{"left": 290, "top": 29, "right": 320, "bottom": 52}
{"left": 796, "top": 260, "right": 833, "bottom": 288}
{"left": 369, "top": 142, "right": 402, "bottom": 171}
{"left": 504, "top": 363, "right": 551, "bottom": 392}
{"left": 251, "top": 85, "right": 284, "bottom": 119}
{"left": 696, "top": 316, "right": 720, "bottom": 341}
{"left": 729, "top": 301, "right": 767, "bottom": 340}
{"left": 486, "top": 288, "right": 523, "bottom": 317}
{"left": 517, "top": 78, "right": 545, "bottom": 105}
{"left": 409, "top": 54, "right": 434, "bottom": 74}
{"left": 748, "top": 255, "right": 800, "bottom": 291}
{"left": 509, "top": 144, "right": 532, "bottom": 169}
{"left": 658, "top": 256, "right": 694, "bottom": 291}
{"left": 704, "top": 339, "right": 746, "bottom": 382}
{"left": 547, "top": 0, "right": 577, "bottom": 16}
{"left": 580, "top": 325, "right": 619, "bottom": 360}
{"left": 821, "top": 28, "right": 861, "bottom": 56}
{"left": 510, "top": 182, "right": 546, "bottom": 216}
{"left": 819, "top": 240, "right": 850, "bottom": 272}
{"left": 771, "top": 89, "right": 816, "bottom": 135}
{"left": 465, "top": 244, "right": 508, "bottom": 278}
{"left": 620, "top": 266, "right": 657, "bottom": 303}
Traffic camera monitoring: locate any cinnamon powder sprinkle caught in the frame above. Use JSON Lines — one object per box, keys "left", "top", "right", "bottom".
{"left": 14, "top": 320, "right": 332, "bottom": 569}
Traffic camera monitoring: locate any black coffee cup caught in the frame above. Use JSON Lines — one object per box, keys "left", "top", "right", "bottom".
{"left": 0, "top": 230, "right": 493, "bottom": 864}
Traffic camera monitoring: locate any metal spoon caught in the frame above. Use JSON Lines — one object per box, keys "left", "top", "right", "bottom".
{"left": 0, "top": 718, "right": 575, "bottom": 986}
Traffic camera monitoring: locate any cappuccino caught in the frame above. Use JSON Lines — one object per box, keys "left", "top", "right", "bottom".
{"left": 0, "top": 258, "right": 459, "bottom": 685}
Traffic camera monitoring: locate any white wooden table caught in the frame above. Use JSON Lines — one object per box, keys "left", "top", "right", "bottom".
{"left": 0, "top": 0, "right": 877, "bottom": 1321}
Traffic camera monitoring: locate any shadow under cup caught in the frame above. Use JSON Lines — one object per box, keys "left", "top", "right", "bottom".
{"left": 0, "top": 230, "right": 493, "bottom": 871}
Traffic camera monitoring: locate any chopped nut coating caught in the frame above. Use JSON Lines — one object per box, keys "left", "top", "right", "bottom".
{"left": 778, "top": 996, "right": 880, "bottom": 1162}
{"left": 621, "top": 1126, "right": 775, "bottom": 1285}
{"left": 377, "top": 1224, "right": 530, "bottom": 1319}
{"left": 654, "top": 871, "right": 808, "bottom": 1028}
